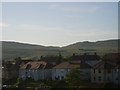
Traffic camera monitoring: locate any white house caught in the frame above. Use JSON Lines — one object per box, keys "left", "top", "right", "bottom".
{"left": 70, "top": 53, "right": 102, "bottom": 79}
{"left": 91, "top": 61, "right": 120, "bottom": 85}
{"left": 112, "top": 68, "right": 120, "bottom": 85}
{"left": 91, "top": 61, "right": 105, "bottom": 83}
{"left": 52, "top": 60, "right": 93, "bottom": 81}
{"left": 19, "top": 61, "right": 52, "bottom": 81}
{"left": 52, "top": 61, "right": 80, "bottom": 80}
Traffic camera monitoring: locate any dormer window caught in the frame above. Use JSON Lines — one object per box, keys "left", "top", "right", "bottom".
{"left": 38, "top": 64, "right": 44, "bottom": 69}
{"left": 26, "top": 64, "right": 31, "bottom": 69}
{"left": 98, "top": 69, "right": 101, "bottom": 73}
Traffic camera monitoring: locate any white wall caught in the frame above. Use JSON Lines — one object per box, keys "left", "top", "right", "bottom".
{"left": 52, "top": 68, "right": 91, "bottom": 81}
{"left": 52, "top": 69, "right": 69, "bottom": 80}
{"left": 112, "top": 69, "right": 120, "bottom": 85}
{"left": 78, "top": 69, "right": 91, "bottom": 80}
{"left": 104, "top": 69, "right": 113, "bottom": 83}
{"left": 19, "top": 69, "right": 52, "bottom": 81}
{"left": 91, "top": 69, "right": 104, "bottom": 83}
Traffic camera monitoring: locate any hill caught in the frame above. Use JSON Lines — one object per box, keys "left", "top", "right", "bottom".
{"left": 1, "top": 39, "right": 119, "bottom": 60}
{"left": 62, "top": 39, "right": 119, "bottom": 55}
{"left": 2, "top": 41, "right": 61, "bottom": 60}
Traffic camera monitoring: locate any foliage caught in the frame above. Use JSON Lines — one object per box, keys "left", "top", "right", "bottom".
{"left": 64, "top": 68, "right": 82, "bottom": 88}
{"left": 14, "top": 77, "right": 23, "bottom": 86}
{"left": 51, "top": 80, "right": 67, "bottom": 88}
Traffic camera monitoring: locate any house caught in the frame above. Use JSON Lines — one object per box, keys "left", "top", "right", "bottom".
{"left": 19, "top": 61, "right": 53, "bottom": 81}
{"left": 103, "top": 53, "right": 120, "bottom": 85}
{"left": 112, "top": 67, "right": 119, "bottom": 85}
{"left": 52, "top": 53, "right": 101, "bottom": 81}
{"left": 52, "top": 60, "right": 92, "bottom": 81}
{"left": 91, "top": 61, "right": 120, "bottom": 85}
{"left": 52, "top": 61, "right": 80, "bottom": 80}
{"left": 79, "top": 60, "right": 92, "bottom": 81}
{"left": 91, "top": 61, "right": 109, "bottom": 83}
{"left": 103, "top": 53, "right": 120, "bottom": 63}
{"left": 39, "top": 55, "right": 62, "bottom": 66}
{"left": 68, "top": 53, "right": 101, "bottom": 80}
{"left": 70, "top": 53, "right": 101, "bottom": 67}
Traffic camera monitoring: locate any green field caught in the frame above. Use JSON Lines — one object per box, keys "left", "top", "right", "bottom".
{"left": 2, "top": 39, "right": 119, "bottom": 60}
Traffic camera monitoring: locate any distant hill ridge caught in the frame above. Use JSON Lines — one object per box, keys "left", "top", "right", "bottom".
{"left": 1, "top": 39, "right": 119, "bottom": 60}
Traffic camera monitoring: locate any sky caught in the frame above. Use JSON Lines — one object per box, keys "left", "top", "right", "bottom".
{"left": 1, "top": 2, "right": 118, "bottom": 46}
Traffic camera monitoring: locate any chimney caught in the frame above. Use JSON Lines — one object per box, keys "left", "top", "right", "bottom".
{"left": 94, "top": 52, "right": 97, "bottom": 55}
{"left": 83, "top": 53, "right": 87, "bottom": 61}
{"left": 72, "top": 53, "right": 75, "bottom": 56}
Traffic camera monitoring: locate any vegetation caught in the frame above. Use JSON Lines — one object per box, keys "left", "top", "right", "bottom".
{"left": 45, "top": 68, "right": 84, "bottom": 88}
{"left": 2, "top": 39, "right": 119, "bottom": 60}
{"left": 65, "top": 68, "right": 83, "bottom": 88}
{"left": 15, "top": 77, "right": 23, "bottom": 86}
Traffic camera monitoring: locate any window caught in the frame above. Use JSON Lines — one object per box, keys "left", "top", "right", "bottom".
{"left": 116, "top": 77, "right": 118, "bottom": 80}
{"left": 98, "top": 69, "right": 101, "bottom": 73}
{"left": 58, "top": 76, "right": 60, "bottom": 80}
{"left": 107, "top": 77, "right": 111, "bottom": 81}
{"left": 117, "top": 69, "right": 119, "bottom": 72}
{"left": 94, "top": 69, "right": 95, "bottom": 73}
{"left": 98, "top": 76, "right": 101, "bottom": 81}
{"left": 94, "top": 77, "right": 96, "bottom": 81}
{"left": 55, "top": 76, "right": 58, "bottom": 80}
{"left": 26, "top": 72, "right": 27, "bottom": 75}
{"left": 61, "top": 70, "right": 64, "bottom": 73}
{"left": 61, "top": 76, "right": 64, "bottom": 80}
{"left": 107, "top": 69, "right": 111, "bottom": 73}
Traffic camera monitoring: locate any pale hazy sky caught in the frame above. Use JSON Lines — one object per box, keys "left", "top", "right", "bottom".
{"left": 2, "top": 2, "right": 118, "bottom": 46}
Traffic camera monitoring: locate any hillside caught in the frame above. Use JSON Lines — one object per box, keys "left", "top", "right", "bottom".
{"left": 2, "top": 41, "right": 62, "bottom": 60}
{"left": 1, "top": 39, "right": 119, "bottom": 60}
{"left": 62, "top": 39, "right": 119, "bottom": 54}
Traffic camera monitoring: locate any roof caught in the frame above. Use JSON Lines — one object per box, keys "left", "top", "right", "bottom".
{"left": 20, "top": 61, "right": 52, "bottom": 69}
{"left": 70, "top": 54, "right": 101, "bottom": 61}
{"left": 21, "top": 60, "right": 33, "bottom": 64}
{"left": 84, "top": 55, "right": 101, "bottom": 61}
{"left": 80, "top": 61, "right": 92, "bottom": 69}
{"left": 70, "top": 55, "right": 83, "bottom": 60}
{"left": 116, "top": 65, "right": 120, "bottom": 68}
{"left": 104, "top": 53, "right": 120, "bottom": 62}
{"left": 53, "top": 62, "right": 80, "bottom": 69}
{"left": 69, "top": 60, "right": 81, "bottom": 64}
{"left": 93, "top": 61, "right": 119, "bottom": 69}
{"left": 85, "top": 60, "right": 102, "bottom": 67}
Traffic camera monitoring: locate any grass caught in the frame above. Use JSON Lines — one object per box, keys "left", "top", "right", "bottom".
{"left": 3, "top": 78, "right": 18, "bottom": 85}
{"left": 3, "top": 77, "right": 120, "bottom": 88}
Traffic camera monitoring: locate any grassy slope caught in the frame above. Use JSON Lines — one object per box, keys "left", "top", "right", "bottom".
{"left": 2, "top": 39, "right": 119, "bottom": 60}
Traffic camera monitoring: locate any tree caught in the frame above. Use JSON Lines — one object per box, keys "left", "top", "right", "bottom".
{"left": 15, "top": 77, "right": 23, "bottom": 87}
{"left": 64, "top": 68, "right": 82, "bottom": 88}
{"left": 57, "top": 51, "right": 63, "bottom": 64}
{"left": 15, "top": 57, "right": 22, "bottom": 66}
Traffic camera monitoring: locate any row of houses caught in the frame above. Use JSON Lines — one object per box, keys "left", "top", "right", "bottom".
{"left": 19, "top": 53, "right": 120, "bottom": 85}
